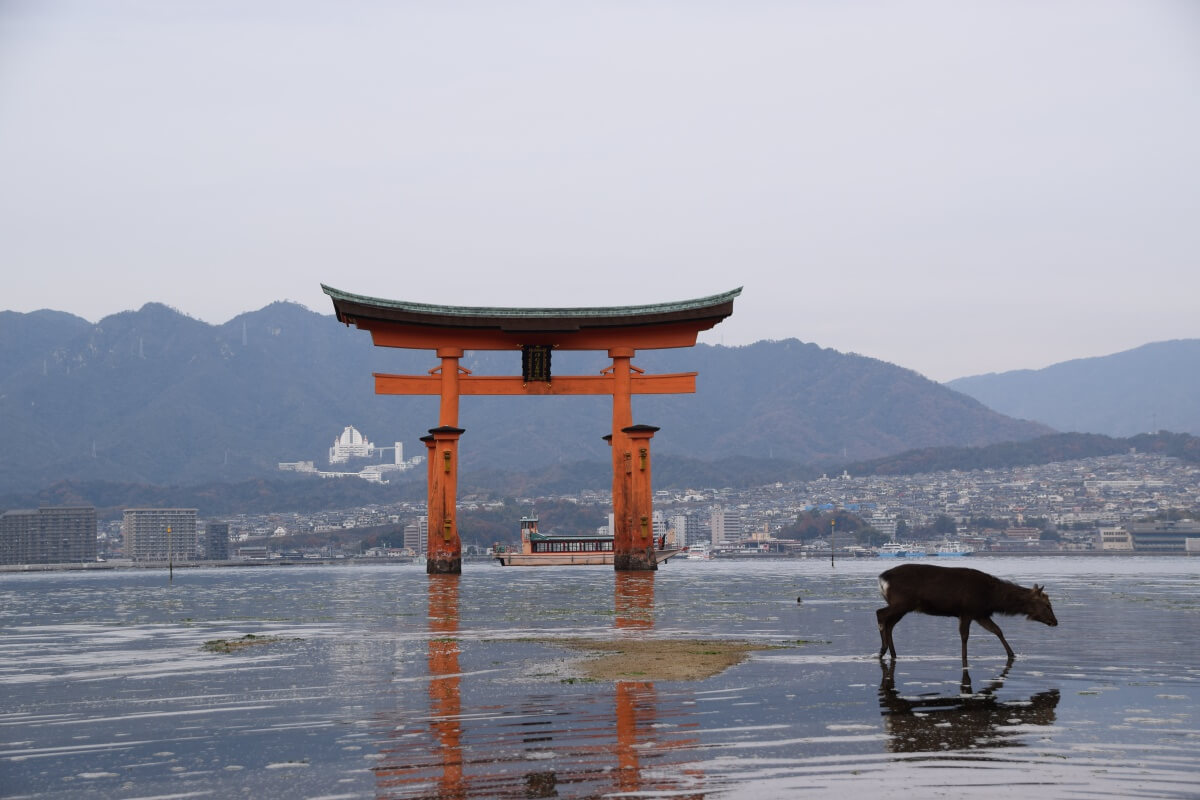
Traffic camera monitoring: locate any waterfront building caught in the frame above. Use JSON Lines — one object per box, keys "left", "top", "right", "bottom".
{"left": 123, "top": 509, "right": 198, "bottom": 562}
{"left": 653, "top": 510, "right": 669, "bottom": 543}
{"left": 0, "top": 506, "right": 96, "bottom": 565}
{"left": 237, "top": 545, "right": 268, "bottom": 560}
{"left": 868, "top": 512, "right": 898, "bottom": 539}
{"left": 403, "top": 517, "right": 428, "bottom": 554}
{"left": 710, "top": 506, "right": 745, "bottom": 545}
{"left": 205, "top": 522, "right": 230, "bottom": 561}
{"left": 671, "top": 514, "right": 691, "bottom": 547}
{"left": 1098, "top": 526, "right": 1133, "bottom": 551}
{"left": 1129, "top": 520, "right": 1200, "bottom": 553}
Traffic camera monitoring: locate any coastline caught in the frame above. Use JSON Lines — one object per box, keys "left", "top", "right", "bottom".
{"left": 3, "top": 549, "right": 1192, "bottom": 573}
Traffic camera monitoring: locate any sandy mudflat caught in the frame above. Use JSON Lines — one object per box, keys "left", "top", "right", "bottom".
{"left": 554, "top": 638, "right": 772, "bottom": 681}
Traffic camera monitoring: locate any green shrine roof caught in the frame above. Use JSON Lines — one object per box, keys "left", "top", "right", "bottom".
{"left": 322, "top": 284, "right": 741, "bottom": 332}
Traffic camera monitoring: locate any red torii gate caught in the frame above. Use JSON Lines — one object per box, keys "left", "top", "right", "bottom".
{"left": 323, "top": 285, "right": 739, "bottom": 573}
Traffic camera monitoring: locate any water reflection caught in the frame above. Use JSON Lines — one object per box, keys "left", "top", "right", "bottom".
{"left": 371, "top": 572, "right": 705, "bottom": 798}
{"left": 375, "top": 574, "right": 464, "bottom": 799}
{"left": 614, "top": 571, "right": 655, "bottom": 793}
{"left": 614, "top": 571, "right": 655, "bottom": 630}
{"left": 878, "top": 660, "right": 1060, "bottom": 754}
{"left": 428, "top": 575, "right": 465, "bottom": 799}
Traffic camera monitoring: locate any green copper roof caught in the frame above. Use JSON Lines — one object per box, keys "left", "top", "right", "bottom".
{"left": 322, "top": 284, "right": 740, "bottom": 332}
{"left": 322, "top": 284, "right": 741, "bottom": 320}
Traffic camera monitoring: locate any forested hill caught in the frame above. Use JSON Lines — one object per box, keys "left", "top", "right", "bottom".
{"left": 0, "top": 301, "right": 1049, "bottom": 493}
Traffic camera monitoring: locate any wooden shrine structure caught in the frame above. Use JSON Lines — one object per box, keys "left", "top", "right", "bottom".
{"left": 323, "top": 284, "right": 739, "bottom": 573}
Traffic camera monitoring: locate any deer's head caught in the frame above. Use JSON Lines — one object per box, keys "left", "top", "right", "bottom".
{"left": 1026, "top": 584, "right": 1058, "bottom": 627}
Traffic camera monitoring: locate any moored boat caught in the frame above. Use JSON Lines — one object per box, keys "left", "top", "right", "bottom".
{"left": 494, "top": 515, "right": 684, "bottom": 566}
{"left": 877, "top": 542, "right": 925, "bottom": 558}
{"left": 929, "top": 541, "right": 974, "bottom": 557}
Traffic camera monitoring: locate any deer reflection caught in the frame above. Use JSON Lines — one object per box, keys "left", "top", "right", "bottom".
{"left": 878, "top": 660, "right": 1059, "bottom": 754}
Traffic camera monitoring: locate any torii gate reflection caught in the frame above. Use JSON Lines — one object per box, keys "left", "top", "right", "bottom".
{"left": 373, "top": 575, "right": 702, "bottom": 798}
{"left": 614, "top": 572, "right": 659, "bottom": 794}
{"left": 323, "top": 285, "right": 738, "bottom": 574}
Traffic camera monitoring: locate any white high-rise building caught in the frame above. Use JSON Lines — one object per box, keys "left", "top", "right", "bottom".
{"left": 671, "top": 514, "right": 691, "bottom": 547}
{"left": 329, "top": 426, "right": 374, "bottom": 463}
{"left": 404, "top": 517, "right": 428, "bottom": 555}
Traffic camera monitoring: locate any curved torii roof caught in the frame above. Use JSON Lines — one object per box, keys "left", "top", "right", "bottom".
{"left": 322, "top": 284, "right": 741, "bottom": 351}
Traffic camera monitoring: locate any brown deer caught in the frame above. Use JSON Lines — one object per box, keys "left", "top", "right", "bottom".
{"left": 876, "top": 563, "right": 1057, "bottom": 666}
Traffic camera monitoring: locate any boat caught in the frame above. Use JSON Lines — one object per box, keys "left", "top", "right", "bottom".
{"left": 877, "top": 542, "right": 925, "bottom": 558}
{"left": 493, "top": 515, "right": 684, "bottom": 566}
{"left": 683, "top": 544, "right": 714, "bottom": 560}
{"left": 929, "top": 541, "right": 974, "bottom": 557}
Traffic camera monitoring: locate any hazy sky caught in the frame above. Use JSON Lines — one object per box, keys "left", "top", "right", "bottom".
{"left": 1, "top": 1, "right": 1197, "bottom": 382}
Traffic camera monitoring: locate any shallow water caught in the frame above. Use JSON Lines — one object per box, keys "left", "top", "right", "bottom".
{"left": 2, "top": 557, "right": 1198, "bottom": 799}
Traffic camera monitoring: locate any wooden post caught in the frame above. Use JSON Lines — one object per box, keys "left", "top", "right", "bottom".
{"left": 609, "top": 348, "right": 635, "bottom": 570}
{"left": 421, "top": 433, "right": 435, "bottom": 562}
{"left": 427, "top": 425, "right": 464, "bottom": 574}
{"left": 436, "top": 347, "right": 464, "bottom": 427}
{"left": 621, "top": 424, "right": 659, "bottom": 571}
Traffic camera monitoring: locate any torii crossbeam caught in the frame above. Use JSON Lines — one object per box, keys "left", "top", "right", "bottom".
{"left": 323, "top": 284, "right": 739, "bottom": 574}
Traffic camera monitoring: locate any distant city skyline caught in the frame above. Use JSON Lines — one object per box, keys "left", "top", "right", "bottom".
{"left": 2, "top": 2, "right": 1197, "bottom": 382}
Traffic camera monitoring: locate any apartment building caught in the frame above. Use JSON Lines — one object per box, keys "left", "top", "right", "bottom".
{"left": 0, "top": 506, "right": 96, "bottom": 565}
{"left": 123, "top": 508, "right": 198, "bottom": 562}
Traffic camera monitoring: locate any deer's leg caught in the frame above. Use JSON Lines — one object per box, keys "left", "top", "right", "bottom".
{"left": 976, "top": 616, "right": 1015, "bottom": 662}
{"left": 958, "top": 615, "right": 972, "bottom": 667}
{"left": 877, "top": 607, "right": 905, "bottom": 659}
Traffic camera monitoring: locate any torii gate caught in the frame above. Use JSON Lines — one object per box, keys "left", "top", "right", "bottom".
{"left": 323, "top": 284, "right": 739, "bottom": 574}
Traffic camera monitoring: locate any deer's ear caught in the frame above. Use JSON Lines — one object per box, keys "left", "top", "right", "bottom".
{"left": 1032, "top": 584, "right": 1043, "bottom": 595}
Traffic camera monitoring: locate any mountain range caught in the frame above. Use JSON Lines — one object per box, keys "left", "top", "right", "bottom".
{"left": 946, "top": 339, "right": 1200, "bottom": 437}
{"left": 2, "top": 300, "right": 1194, "bottom": 498}
{"left": 0, "top": 301, "right": 1055, "bottom": 493}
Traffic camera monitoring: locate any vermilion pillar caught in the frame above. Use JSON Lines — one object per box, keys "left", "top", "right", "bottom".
{"left": 421, "top": 433, "right": 436, "bottom": 560}
{"left": 609, "top": 348, "right": 635, "bottom": 570}
{"left": 623, "top": 424, "right": 659, "bottom": 571}
{"left": 427, "top": 425, "right": 464, "bottom": 574}
{"left": 430, "top": 349, "right": 465, "bottom": 574}
{"left": 436, "top": 347, "right": 464, "bottom": 427}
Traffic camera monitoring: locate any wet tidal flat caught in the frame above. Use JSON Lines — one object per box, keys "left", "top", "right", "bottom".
{"left": 2, "top": 558, "right": 1199, "bottom": 799}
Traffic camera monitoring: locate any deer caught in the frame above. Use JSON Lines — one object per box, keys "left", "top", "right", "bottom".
{"left": 876, "top": 563, "right": 1057, "bottom": 666}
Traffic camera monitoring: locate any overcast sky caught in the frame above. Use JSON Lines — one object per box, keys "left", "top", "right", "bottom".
{"left": 1, "top": 1, "right": 1197, "bottom": 382}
